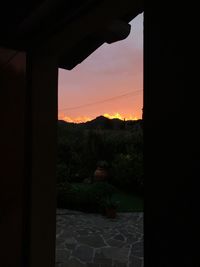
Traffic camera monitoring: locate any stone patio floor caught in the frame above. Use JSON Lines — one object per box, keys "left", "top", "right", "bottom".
{"left": 56, "top": 209, "right": 143, "bottom": 267}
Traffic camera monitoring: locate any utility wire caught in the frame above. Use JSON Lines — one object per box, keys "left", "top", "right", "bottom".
{"left": 59, "top": 90, "right": 142, "bottom": 111}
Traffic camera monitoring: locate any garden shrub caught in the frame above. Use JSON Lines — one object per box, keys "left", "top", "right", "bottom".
{"left": 56, "top": 182, "right": 118, "bottom": 212}
{"left": 56, "top": 163, "right": 70, "bottom": 184}
{"left": 57, "top": 120, "right": 143, "bottom": 197}
{"left": 110, "top": 153, "right": 143, "bottom": 195}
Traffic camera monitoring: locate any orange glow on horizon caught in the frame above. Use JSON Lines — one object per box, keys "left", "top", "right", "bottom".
{"left": 103, "top": 112, "right": 138, "bottom": 121}
{"left": 58, "top": 112, "right": 139, "bottom": 123}
{"left": 58, "top": 113, "right": 91, "bottom": 123}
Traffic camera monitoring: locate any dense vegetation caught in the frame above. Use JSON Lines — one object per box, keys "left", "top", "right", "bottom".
{"left": 57, "top": 116, "right": 143, "bottom": 212}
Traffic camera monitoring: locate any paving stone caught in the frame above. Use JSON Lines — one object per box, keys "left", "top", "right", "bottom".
{"left": 77, "top": 235, "right": 107, "bottom": 248}
{"left": 129, "top": 257, "right": 142, "bottom": 267}
{"left": 106, "top": 238, "right": 125, "bottom": 248}
{"left": 131, "top": 250, "right": 143, "bottom": 258}
{"left": 56, "top": 210, "right": 143, "bottom": 266}
{"left": 59, "top": 257, "right": 86, "bottom": 267}
{"left": 56, "top": 249, "right": 71, "bottom": 262}
{"left": 131, "top": 242, "right": 144, "bottom": 257}
{"left": 101, "top": 232, "right": 116, "bottom": 240}
{"left": 56, "top": 237, "right": 65, "bottom": 244}
{"left": 72, "top": 245, "right": 94, "bottom": 262}
{"left": 77, "top": 229, "right": 91, "bottom": 235}
{"left": 65, "top": 242, "right": 77, "bottom": 250}
{"left": 133, "top": 241, "right": 143, "bottom": 250}
{"left": 56, "top": 238, "right": 66, "bottom": 249}
{"left": 118, "top": 229, "right": 129, "bottom": 236}
{"left": 86, "top": 264, "right": 100, "bottom": 267}
{"left": 126, "top": 235, "right": 139, "bottom": 245}
{"left": 114, "top": 234, "right": 125, "bottom": 241}
{"left": 64, "top": 237, "right": 77, "bottom": 244}
{"left": 64, "top": 237, "right": 78, "bottom": 250}
{"left": 93, "top": 251, "right": 112, "bottom": 265}
{"left": 126, "top": 226, "right": 137, "bottom": 234}
{"left": 60, "top": 231, "right": 76, "bottom": 239}
{"left": 113, "top": 260, "right": 127, "bottom": 267}
{"left": 56, "top": 227, "right": 62, "bottom": 233}
{"left": 101, "top": 247, "right": 129, "bottom": 262}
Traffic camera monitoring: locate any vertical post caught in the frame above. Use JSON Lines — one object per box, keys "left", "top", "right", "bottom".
{"left": 0, "top": 48, "right": 27, "bottom": 267}
{"left": 27, "top": 48, "right": 58, "bottom": 267}
{"left": 144, "top": 5, "right": 193, "bottom": 266}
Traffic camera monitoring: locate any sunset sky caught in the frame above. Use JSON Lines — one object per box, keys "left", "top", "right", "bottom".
{"left": 58, "top": 13, "right": 143, "bottom": 123}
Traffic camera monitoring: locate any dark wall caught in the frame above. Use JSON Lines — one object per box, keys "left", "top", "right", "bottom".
{"left": 145, "top": 4, "right": 198, "bottom": 267}
{"left": 0, "top": 48, "right": 27, "bottom": 266}
{"left": 0, "top": 47, "right": 58, "bottom": 267}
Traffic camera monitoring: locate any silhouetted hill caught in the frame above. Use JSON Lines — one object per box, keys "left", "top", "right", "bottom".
{"left": 58, "top": 116, "right": 142, "bottom": 131}
{"left": 80, "top": 116, "right": 113, "bottom": 129}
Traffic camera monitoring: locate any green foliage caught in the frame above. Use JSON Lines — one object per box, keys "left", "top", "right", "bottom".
{"left": 56, "top": 182, "right": 118, "bottom": 212}
{"left": 111, "top": 153, "right": 143, "bottom": 194}
{"left": 100, "top": 196, "right": 120, "bottom": 209}
{"left": 57, "top": 121, "right": 143, "bottom": 195}
{"left": 112, "top": 191, "right": 143, "bottom": 212}
{"left": 57, "top": 182, "right": 143, "bottom": 212}
{"left": 56, "top": 163, "right": 70, "bottom": 184}
{"left": 88, "top": 182, "right": 117, "bottom": 203}
{"left": 97, "top": 160, "right": 109, "bottom": 169}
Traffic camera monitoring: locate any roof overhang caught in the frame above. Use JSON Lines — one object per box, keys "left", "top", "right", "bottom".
{"left": 0, "top": 0, "right": 143, "bottom": 70}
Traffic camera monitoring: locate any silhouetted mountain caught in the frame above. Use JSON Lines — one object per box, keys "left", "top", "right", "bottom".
{"left": 58, "top": 116, "right": 142, "bottom": 131}
{"left": 80, "top": 116, "right": 112, "bottom": 129}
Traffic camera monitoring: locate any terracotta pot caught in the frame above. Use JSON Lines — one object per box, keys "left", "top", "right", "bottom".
{"left": 94, "top": 167, "right": 108, "bottom": 182}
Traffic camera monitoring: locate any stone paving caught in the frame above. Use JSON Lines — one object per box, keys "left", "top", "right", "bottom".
{"left": 56, "top": 209, "right": 143, "bottom": 267}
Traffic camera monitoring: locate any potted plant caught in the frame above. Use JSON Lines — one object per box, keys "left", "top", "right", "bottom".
{"left": 94, "top": 161, "right": 109, "bottom": 182}
{"left": 100, "top": 196, "right": 120, "bottom": 219}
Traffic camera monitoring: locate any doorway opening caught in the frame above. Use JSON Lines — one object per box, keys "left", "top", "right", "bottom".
{"left": 56, "top": 13, "right": 143, "bottom": 267}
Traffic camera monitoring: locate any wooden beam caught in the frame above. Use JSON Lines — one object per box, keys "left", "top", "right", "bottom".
{"left": 0, "top": 48, "right": 27, "bottom": 267}
{"left": 26, "top": 48, "right": 58, "bottom": 267}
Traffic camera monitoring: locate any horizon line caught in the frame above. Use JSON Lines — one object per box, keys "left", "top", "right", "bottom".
{"left": 58, "top": 115, "right": 142, "bottom": 124}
